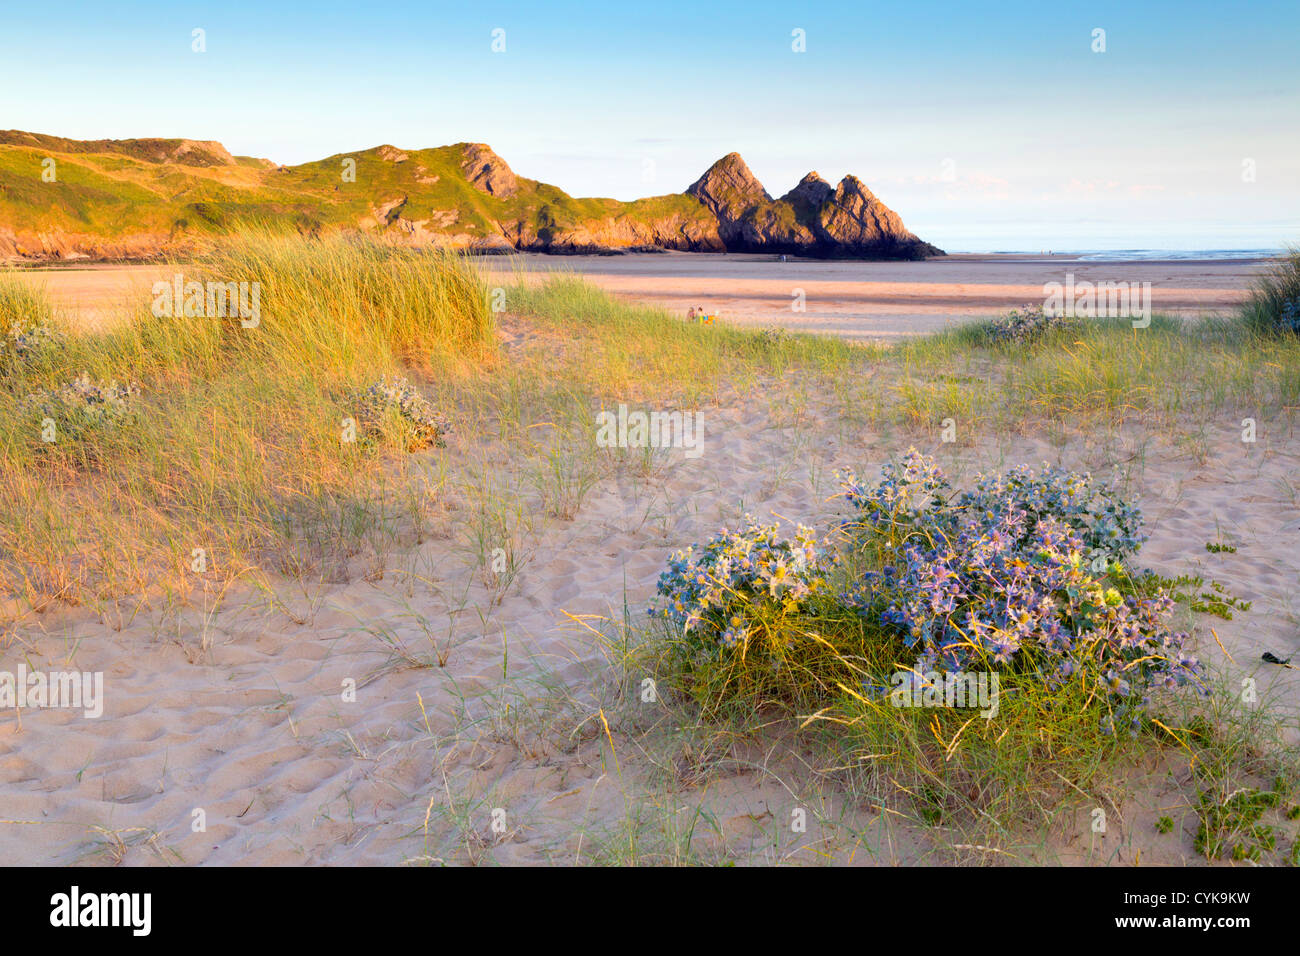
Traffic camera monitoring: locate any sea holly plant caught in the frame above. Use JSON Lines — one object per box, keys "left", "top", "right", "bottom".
{"left": 649, "top": 515, "right": 832, "bottom": 651}
{"left": 649, "top": 450, "right": 1208, "bottom": 732}
{"left": 838, "top": 451, "right": 1146, "bottom": 564}
{"left": 1278, "top": 296, "right": 1300, "bottom": 335}
{"left": 986, "top": 302, "right": 1077, "bottom": 344}
{"left": 1, "top": 317, "right": 62, "bottom": 375}
{"left": 955, "top": 462, "right": 1146, "bottom": 563}
{"left": 835, "top": 450, "right": 1205, "bottom": 732}
{"left": 23, "top": 374, "right": 142, "bottom": 450}
{"left": 349, "top": 376, "right": 450, "bottom": 452}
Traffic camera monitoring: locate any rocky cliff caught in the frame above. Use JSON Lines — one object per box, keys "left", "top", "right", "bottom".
{"left": 688, "top": 153, "right": 941, "bottom": 258}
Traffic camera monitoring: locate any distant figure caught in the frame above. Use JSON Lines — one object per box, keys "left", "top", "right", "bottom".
{"left": 779, "top": 254, "right": 787, "bottom": 262}
{"left": 687, "top": 306, "right": 697, "bottom": 321}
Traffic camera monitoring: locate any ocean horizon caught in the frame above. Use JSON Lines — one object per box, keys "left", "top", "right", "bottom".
{"left": 951, "top": 248, "right": 1284, "bottom": 261}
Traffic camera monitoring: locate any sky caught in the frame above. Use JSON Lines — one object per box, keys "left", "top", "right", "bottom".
{"left": 2, "top": 0, "right": 1297, "bottom": 250}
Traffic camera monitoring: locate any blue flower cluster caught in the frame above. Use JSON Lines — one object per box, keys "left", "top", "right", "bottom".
{"left": 837, "top": 450, "right": 1205, "bottom": 723}
{"left": 837, "top": 451, "right": 949, "bottom": 529}
{"left": 649, "top": 516, "right": 830, "bottom": 648}
{"left": 840, "top": 451, "right": 1145, "bottom": 562}
{"left": 957, "top": 462, "right": 1146, "bottom": 562}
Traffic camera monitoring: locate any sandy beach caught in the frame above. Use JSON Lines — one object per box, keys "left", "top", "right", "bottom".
{"left": 15, "top": 252, "right": 1271, "bottom": 340}
{"left": 2, "top": 241, "right": 1297, "bottom": 868}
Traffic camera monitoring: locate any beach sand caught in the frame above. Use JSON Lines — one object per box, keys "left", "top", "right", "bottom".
{"left": 14, "top": 252, "right": 1270, "bottom": 340}
{"left": 1, "top": 254, "right": 1295, "bottom": 865}
{"left": 1, "top": 376, "right": 1295, "bottom": 865}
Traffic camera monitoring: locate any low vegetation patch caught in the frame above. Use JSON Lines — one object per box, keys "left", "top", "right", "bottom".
{"left": 0, "top": 274, "right": 63, "bottom": 377}
{"left": 348, "top": 376, "right": 451, "bottom": 453}
{"left": 641, "top": 449, "right": 1292, "bottom": 855}
{"left": 984, "top": 302, "right": 1079, "bottom": 345}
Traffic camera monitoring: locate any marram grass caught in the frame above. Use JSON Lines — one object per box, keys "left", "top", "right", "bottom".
{"left": 0, "top": 233, "right": 494, "bottom": 613}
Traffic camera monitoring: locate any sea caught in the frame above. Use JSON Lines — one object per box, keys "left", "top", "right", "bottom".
{"left": 970, "top": 249, "right": 1281, "bottom": 262}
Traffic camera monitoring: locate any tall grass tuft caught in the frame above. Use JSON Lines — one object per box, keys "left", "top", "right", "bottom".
{"left": 1242, "top": 246, "right": 1300, "bottom": 336}
{"left": 0, "top": 233, "right": 493, "bottom": 615}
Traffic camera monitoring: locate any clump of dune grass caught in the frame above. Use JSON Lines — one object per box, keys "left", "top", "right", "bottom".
{"left": 495, "top": 267, "right": 859, "bottom": 406}
{"left": 0, "top": 233, "right": 490, "bottom": 614}
{"left": 884, "top": 311, "right": 1300, "bottom": 437}
{"left": 0, "top": 238, "right": 869, "bottom": 618}
{"left": 0, "top": 274, "right": 63, "bottom": 380}
{"left": 0, "top": 273, "right": 55, "bottom": 333}
{"left": 1242, "top": 246, "right": 1300, "bottom": 337}
{"left": 189, "top": 230, "right": 497, "bottom": 371}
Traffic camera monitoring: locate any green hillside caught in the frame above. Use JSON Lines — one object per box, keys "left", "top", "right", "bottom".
{"left": 0, "top": 131, "right": 937, "bottom": 260}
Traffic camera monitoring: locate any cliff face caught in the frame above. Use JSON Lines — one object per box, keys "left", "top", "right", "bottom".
{"left": 688, "top": 154, "right": 941, "bottom": 258}
{"left": 0, "top": 132, "right": 942, "bottom": 260}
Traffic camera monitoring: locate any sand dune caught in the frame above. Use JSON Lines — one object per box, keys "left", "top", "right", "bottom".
{"left": 2, "top": 379, "right": 1295, "bottom": 865}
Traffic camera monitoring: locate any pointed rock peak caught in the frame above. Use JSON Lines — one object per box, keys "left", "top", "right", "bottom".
{"left": 835, "top": 174, "right": 878, "bottom": 200}
{"left": 458, "top": 143, "right": 518, "bottom": 197}
{"left": 781, "top": 171, "right": 833, "bottom": 206}
{"left": 687, "top": 152, "right": 772, "bottom": 213}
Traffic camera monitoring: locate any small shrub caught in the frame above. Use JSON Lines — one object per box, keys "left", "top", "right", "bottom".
{"left": 349, "top": 376, "right": 450, "bottom": 452}
{"left": 835, "top": 450, "right": 1203, "bottom": 733}
{"left": 645, "top": 517, "right": 873, "bottom": 708}
{"left": 2, "top": 319, "right": 61, "bottom": 372}
{"left": 986, "top": 303, "right": 1077, "bottom": 345}
{"left": 650, "top": 516, "right": 831, "bottom": 650}
{"left": 22, "top": 374, "right": 142, "bottom": 455}
{"left": 0, "top": 277, "right": 62, "bottom": 376}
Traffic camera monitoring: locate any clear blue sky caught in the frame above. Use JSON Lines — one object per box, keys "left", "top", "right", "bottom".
{"left": 3, "top": 0, "right": 1297, "bottom": 250}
